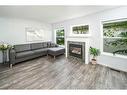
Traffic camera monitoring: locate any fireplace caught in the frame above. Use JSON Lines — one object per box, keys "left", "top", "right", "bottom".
{"left": 67, "top": 41, "right": 85, "bottom": 62}
{"left": 69, "top": 44, "right": 82, "bottom": 58}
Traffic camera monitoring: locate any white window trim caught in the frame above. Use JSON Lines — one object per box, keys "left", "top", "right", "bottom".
{"left": 101, "top": 19, "right": 127, "bottom": 59}
{"left": 70, "top": 24, "right": 91, "bottom": 37}
{"left": 101, "top": 52, "right": 127, "bottom": 59}
{"left": 54, "top": 27, "right": 65, "bottom": 46}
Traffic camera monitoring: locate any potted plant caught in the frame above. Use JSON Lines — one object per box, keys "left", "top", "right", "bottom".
{"left": 0, "top": 43, "right": 12, "bottom": 64}
{"left": 89, "top": 46, "right": 100, "bottom": 64}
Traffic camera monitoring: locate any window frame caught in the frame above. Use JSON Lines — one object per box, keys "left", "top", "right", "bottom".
{"left": 101, "top": 19, "right": 127, "bottom": 59}
{"left": 54, "top": 27, "right": 65, "bottom": 46}
{"left": 70, "top": 24, "right": 91, "bottom": 37}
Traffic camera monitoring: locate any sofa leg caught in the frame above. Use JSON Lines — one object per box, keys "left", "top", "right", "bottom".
{"left": 54, "top": 56, "right": 56, "bottom": 59}
{"left": 10, "top": 64, "right": 13, "bottom": 68}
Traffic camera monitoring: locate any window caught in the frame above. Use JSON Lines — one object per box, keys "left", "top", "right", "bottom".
{"left": 103, "top": 20, "right": 127, "bottom": 56}
{"left": 55, "top": 28, "right": 65, "bottom": 45}
{"left": 72, "top": 25, "right": 89, "bottom": 34}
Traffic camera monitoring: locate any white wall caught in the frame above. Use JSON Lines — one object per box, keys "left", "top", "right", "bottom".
{"left": 0, "top": 17, "right": 52, "bottom": 63}
{"left": 52, "top": 7, "right": 127, "bottom": 72}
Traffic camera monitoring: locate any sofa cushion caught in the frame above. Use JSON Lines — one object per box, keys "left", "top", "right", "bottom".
{"left": 50, "top": 43, "right": 57, "bottom": 47}
{"left": 48, "top": 47, "right": 65, "bottom": 56}
{"left": 43, "top": 42, "right": 48, "bottom": 48}
{"left": 16, "top": 51, "right": 34, "bottom": 58}
{"left": 14, "top": 44, "right": 31, "bottom": 53}
{"left": 48, "top": 47, "right": 65, "bottom": 52}
{"left": 33, "top": 48, "right": 48, "bottom": 54}
{"left": 31, "top": 43, "right": 43, "bottom": 50}
{"left": 47, "top": 42, "right": 51, "bottom": 48}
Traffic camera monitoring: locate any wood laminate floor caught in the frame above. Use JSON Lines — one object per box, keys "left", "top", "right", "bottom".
{"left": 0, "top": 55, "right": 127, "bottom": 89}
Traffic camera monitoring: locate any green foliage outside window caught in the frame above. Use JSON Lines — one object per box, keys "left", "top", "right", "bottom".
{"left": 72, "top": 25, "right": 89, "bottom": 34}
{"left": 56, "top": 29, "right": 64, "bottom": 37}
{"left": 103, "top": 20, "right": 127, "bottom": 56}
{"left": 103, "top": 21, "right": 127, "bottom": 37}
{"left": 56, "top": 29, "right": 64, "bottom": 45}
{"left": 56, "top": 37, "right": 64, "bottom": 45}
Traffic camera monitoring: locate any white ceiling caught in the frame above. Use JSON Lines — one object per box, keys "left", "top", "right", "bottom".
{"left": 0, "top": 6, "right": 118, "bottom": 23}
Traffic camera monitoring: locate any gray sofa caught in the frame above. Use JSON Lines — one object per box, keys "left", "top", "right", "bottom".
{"left": 9, "top": 42, "right": 65, "bottom": 68}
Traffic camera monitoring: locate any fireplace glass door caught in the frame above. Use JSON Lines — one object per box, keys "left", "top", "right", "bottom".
{"left": 69, "top": 44, "right": 82, "bottom": 58}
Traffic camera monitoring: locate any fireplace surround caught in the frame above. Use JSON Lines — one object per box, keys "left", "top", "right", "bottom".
{"left": 67, "top": 41, "right": 85, "bottom": 62}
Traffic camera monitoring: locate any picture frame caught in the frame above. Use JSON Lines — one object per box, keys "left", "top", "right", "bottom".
{"left": 26, "top": 27, "right": 44, "bottom": 42}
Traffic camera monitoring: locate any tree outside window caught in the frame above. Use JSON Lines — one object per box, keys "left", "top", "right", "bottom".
{"left": 103, "top": 20, "right": 127, "bottom": 56}
{"left": 72, "top": 25, "right": 89, "bottom": 34}
{"left": 56, "top": 28, "right": 64, "bottom": 45}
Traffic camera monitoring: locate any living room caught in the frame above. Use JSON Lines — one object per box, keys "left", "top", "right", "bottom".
{"left": 0, "top": 5, "right": 127, "bottom": 90}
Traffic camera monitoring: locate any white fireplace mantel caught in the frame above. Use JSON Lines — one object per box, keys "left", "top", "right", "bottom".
{"left": 65, "top": 37, "right": 90, "bottom": 64}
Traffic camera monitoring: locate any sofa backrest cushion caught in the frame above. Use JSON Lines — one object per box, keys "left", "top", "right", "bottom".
{"left": 14, "top": 44, "right": 31, "bottom": 53}
{"left": 50, "top": 43, "right": 57, "bottom": 47}
{"left": 31, "top": 43, "right": 43, "bottom": 50}
{"left": 43, "top": 42, "right": 48, "bottom": 48}
{"left": 47, "top": 42, "right": 52, "bottom": 48}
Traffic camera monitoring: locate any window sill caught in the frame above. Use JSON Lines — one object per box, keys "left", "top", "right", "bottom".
{"left": 58, "top": 45, "right": 65, "bottom": 48}
{"left": 68, "top": 34, "right": 91, "bottom": 38}
{"left": 101, "top": 52, "right": 127, "bottom": 59}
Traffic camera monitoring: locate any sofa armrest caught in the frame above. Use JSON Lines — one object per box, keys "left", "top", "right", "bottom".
{"left": 9, "top": 49, "right": 16, "bottom": 64}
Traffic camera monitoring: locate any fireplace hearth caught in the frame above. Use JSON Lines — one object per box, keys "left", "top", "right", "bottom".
{"left": 67, "top": 41, "right": 85, "bottom": 62}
